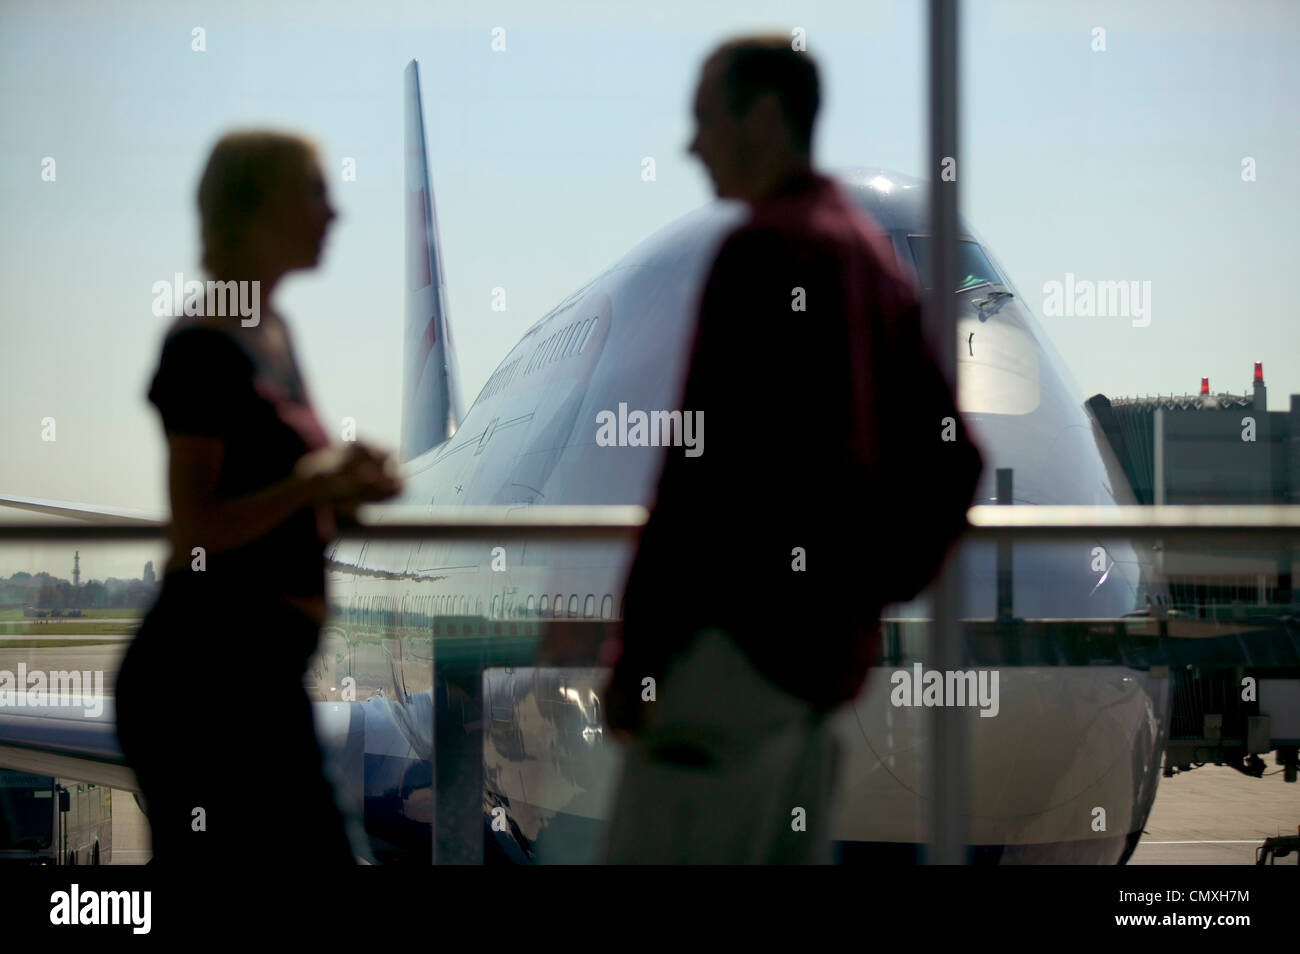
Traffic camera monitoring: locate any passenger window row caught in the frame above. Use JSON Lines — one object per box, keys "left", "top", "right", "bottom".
{"left": 353, "top": 593, "right": 622, "bottom": 623}
{"left": 470, "top": 314, "right": 600, "bottom": 411}
{"left": 518, "top": 593, "right": 615, "bottom": 619}
{"left": 476, "top": 355, "right": 523, "bottom": 405}
{"left": 524, "top": 315, "right": 599, "bottom": 376}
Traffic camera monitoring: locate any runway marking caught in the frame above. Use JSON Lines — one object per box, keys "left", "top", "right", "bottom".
{"left": 1143, "top": 840, "right": 1263, "bottom": 844}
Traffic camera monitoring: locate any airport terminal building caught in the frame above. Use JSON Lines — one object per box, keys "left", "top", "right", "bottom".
{"left": 1088, "top": 363, "right": 1299, "bottom": 782}
{"left": 1089, "top": 362, "right": 1300, "bottom": 614}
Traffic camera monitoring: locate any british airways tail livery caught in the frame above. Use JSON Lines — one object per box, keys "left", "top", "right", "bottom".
{"left": 403, "top": 60, "right": 462, "bottom": 460}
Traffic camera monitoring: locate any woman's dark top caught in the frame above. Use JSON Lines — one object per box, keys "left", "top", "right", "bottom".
{"left": 146, "top": 317, "right": 333, "bottom": 599}
{"left": 118, "top": 317, "right": 354, "bottom": 867}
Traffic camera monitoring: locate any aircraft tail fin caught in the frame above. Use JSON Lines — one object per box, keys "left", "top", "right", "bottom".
{"left": 402, "top": 59, "right": 462, "bottom": 462}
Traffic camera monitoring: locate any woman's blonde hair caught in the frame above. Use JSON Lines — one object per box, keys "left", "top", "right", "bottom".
{"left": 197, "top": 130, "right": 319, "bottom": 273}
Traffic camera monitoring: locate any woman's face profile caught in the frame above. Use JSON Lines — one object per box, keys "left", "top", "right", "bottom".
{"left": 259, "top": 155, "right": 336, "bottom": 273}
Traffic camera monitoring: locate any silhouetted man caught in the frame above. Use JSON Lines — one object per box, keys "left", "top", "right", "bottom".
{"left": 602, "top": 36, "right": 983, "bottom": 863}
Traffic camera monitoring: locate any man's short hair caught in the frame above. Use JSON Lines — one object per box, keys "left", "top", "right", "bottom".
{"left": 706, "top": 36, "right": 820, "bottom": 151}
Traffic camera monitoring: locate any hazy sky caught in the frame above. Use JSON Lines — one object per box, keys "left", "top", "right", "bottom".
{"left": 2, "top": 0, "right": 1297, "bottom": 579}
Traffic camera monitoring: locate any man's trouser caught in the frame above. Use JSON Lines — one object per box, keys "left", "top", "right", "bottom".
{"left": 603, "top": 628, "right": 841, "bottom": 864}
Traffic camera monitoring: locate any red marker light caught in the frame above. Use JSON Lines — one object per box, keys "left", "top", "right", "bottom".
{"left": 1254, "top": 362, "right": 1264, "bottom": 385}
{"left": 1200, "top": 377, "right": 1209, "bottom": 396}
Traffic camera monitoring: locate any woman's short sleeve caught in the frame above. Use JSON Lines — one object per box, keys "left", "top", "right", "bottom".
{"left": 147, "top": 326, "right": 254, "bottom": 437}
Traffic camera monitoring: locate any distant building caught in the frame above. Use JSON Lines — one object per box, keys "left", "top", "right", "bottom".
{"left": 143, "top": 560, "right": 155, "bottom": 585}
{"left": 1089, "top": 362, "right": 1298, "bottom": 613}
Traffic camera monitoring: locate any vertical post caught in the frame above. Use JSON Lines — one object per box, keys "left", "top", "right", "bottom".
{"left": 1290, "top": 395, "right": 1300, "bottom": 616}
{"left": 926, "top": 0, "right": 968, "bottom": 865}
{"left": 1153, "top": 407, "right": 1165, "bottom": 507}
{"left": 996, "top": 468, "right": 1013, "bottom": 621}
{"left": 431, "top": 630, "right": 439, "bottom": 866}
{"left": 433, "top": 625, "right": 487, "bottom": 864}
{"left": 1154, "top": 407, "right": 1166, "bottom": 587}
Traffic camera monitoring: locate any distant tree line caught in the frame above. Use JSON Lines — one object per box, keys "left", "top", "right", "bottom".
{"left": 0, "top": 571, "right": 159, "bottom": 611}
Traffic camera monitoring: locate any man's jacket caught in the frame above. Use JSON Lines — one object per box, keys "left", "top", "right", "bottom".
{"left": 607, "top": 170, "right": 984, "bottom": 729}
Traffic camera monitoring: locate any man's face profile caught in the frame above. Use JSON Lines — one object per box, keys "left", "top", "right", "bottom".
{"left": 688, "top": 54, "right": 798, "bottom": 202}
{"left": 689, "top": 61, "right": 746, "bottom": 199}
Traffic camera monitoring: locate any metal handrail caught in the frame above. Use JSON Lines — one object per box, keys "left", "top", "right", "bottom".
{"left": 966, "top": 504, "right": 1300, "bottom": 541}
{"left": 0, "top": 505, "right": 649, "bottom": 541}
{"left": 3, "top": 504, "right": 1300, "bottom": 540}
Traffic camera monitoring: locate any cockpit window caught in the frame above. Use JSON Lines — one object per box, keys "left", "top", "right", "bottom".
{"left": 906, "top": 236, "right": 1003, "bottom": 292}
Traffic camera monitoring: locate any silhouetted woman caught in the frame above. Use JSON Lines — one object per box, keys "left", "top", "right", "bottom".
{"left": 116, "top": 131, "right": 401, "bottom": 864}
